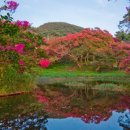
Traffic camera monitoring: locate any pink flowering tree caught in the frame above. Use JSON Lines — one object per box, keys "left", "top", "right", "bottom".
{"left": 0, "top": 1, "right": 50, "bottom": 89}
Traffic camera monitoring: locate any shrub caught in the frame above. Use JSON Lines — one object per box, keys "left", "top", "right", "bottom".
{"left": 0, "top": 0, "right": 49, "bottom": 90}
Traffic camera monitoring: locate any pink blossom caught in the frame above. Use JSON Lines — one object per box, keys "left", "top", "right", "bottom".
{"left": 16, "top": 20, "right": 30, "bottom": 28}
{"left": 39, "top": 59, "right": 51, "bottom": 68}
{"left": 6, "top": 1, "right": 19, "bottom": 12}
{"left": 18, "top": 60, "right": 25, "bottom": 66}
{"left": 15, "top": 43, "right": 25, "bottom": 54}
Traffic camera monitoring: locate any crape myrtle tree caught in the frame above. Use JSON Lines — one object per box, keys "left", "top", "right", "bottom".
{"left": 0, "top": 1, "right": 50, "bottom": 88}
{"left": 46, "top": 28, "right": 130, "bottom": 72}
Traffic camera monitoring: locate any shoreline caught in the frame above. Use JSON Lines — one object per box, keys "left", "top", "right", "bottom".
{"left": 0, "top": 91, "right": 32, "bottom": 97}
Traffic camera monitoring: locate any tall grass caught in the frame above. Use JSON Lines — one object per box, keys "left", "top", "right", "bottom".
{"left": 0, "top": 66, "right": 35, "bottom": 95}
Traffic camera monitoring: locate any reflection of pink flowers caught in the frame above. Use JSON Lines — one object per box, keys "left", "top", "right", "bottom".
{"left": 0, "top": 45, "right": 5, "bottom": 51}
{"left": 16, "top": 20, "right": 30, "bottom": 28}
{"left": 18, "top": 60, "right": 25, "bottom": 66}
{"left": 35, "top": 90, "right": 49, "bottom": 103}
{"left": 6, "top": 1, "right": 19, "bottom": 12}
{"left": 36, "top": 95, "right": 49, "bottom": 103}
{"left": 39, "top": 59, "right": 51, "bottom": 68}
{"left": 15, "top": 43, "right": 25, "bottom": 54}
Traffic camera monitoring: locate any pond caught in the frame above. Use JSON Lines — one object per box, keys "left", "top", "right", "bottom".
{"left": 0, "top": 81, "right": 130, "bottom": 130}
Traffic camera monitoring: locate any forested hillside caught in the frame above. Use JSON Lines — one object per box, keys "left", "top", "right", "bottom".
{"left": 36, "top": 22, "right": 84, "bottom": 38}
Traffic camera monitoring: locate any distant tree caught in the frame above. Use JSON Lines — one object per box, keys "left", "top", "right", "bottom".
{"left": 115, "top": 31, "right": 130, "bottom": 41}
{"left": 108, "top": 0, "right": 130, "bottom": 33}
{"left": 118, "top": 7, "right": 130, "bottom": 33}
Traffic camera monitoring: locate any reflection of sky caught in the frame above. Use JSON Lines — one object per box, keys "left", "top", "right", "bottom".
{"left": 46, "top": 111, "right": 127, "bottom": 130}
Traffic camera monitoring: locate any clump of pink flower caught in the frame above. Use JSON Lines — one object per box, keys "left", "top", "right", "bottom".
{"left": 15, "top": 43, "right": 25, "bottom": 54}
{"left": 0, "top": 45, "right": 15, "bottom": 51}
{"left": 16, "top": 20, "right": 31, "bottom": 28}
{"left": 18, "top": 60, "right": 25, "bottom": 66}
{"left": 0, "top": 44, "right": 25, "bottom": 54}
{"left": 39, "top": 59, "right": 51, "bottom": 68}
{"left": 5, "top": 45, "right": 15, "bottom": 51}
{"left": 6, "top": 0, "right": 19, "bottom": 12}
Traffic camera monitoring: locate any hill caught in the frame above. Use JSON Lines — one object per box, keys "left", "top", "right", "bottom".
{"left": 36, "top": 22, "right": 84, "bottom": 38}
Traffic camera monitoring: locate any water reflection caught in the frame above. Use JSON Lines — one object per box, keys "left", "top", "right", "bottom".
{"left": 118, "top": 112, "right": 130, "bottom": 130}
{"left": 35, "top": 84, "right": 130, "bottom": 124}
{"left": 0, "top": 114, "right": 48, "bottom": 130}
{"left": 0, "top": 82, "right": 130, "bottom": 130}
{"left": 0, "top": 94, "right": 44, "bottom": 120}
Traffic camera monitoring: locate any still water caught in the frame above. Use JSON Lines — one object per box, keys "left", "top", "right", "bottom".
{"left": 0, "top": 82, "right": 130, "bottom": 130}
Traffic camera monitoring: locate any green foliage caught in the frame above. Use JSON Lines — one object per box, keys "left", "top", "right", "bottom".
{"left": 0, "top": 1, "right": 47, "bottom": 94}
{"left": 0, "top": 21, "right": 20, "bottom": 45}
{"left": 1, "top": 66, "right": 31, "bottom": 84}
{"left": 115, "top": 31, "right": 130, "bottom": 41}
{"left": 108, "top": 0, "right": 130, "bottom": 33}
{"left": 0, "top": 12, "right": 13, "bottom": 21}
{"left": 0, "top": 66, "right": 34, "bottom": 94}
{"left": 118, "top": 10, "right": 130, "bottom": 33}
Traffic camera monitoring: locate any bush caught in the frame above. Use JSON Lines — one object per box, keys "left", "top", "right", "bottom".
{"left": 0, "top": 1, "right": 49, "bottom": 92}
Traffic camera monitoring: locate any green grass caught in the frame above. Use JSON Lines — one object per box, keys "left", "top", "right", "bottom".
{"left": 0, "top": 70, "right": 36, "bottom": 95}
{"left": 34, "top": 64, "right": 130, "bottom": 85}
{"left": 1, "top": 64, "right": 129, "bottom": 95}
{"left": 35, "top": 64, "right": 126, "bottom": 77}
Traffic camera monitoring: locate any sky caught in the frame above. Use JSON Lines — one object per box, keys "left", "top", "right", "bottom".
{"left": 0, "top": 0, "right": 128, "bottom": 35}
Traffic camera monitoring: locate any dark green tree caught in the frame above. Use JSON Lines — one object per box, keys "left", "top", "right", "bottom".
{"left": 115, "top": 31, "right": 130, "bottom": 41}
{"left": 108, "top": 0, "right": 130, "bottom": 32}
{"left": 109, "top": 0, "right": 130, "bottom": 41}
{"left": 118, "top": 7, "right": 130, "bottom": 32}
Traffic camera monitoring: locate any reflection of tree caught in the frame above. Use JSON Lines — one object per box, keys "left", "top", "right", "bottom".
{"left": 0, "top": 94, "right": 43, "bottom": 119}
{"left": 0, "top": 114, "right": 48, "bottom": 130}
{"left": 118, "top": 112, "right": 130, "bottom": 130}
{"left": 35, "top": 86, "right": 130, "bottom": 124}
{"left": 123, "top": 128, "right": 129, "bottom": 130}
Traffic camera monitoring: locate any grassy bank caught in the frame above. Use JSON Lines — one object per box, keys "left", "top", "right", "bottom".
{"left": 1, "top": 64, "right": 130, "bottom": 95}
{"left": 35, "top": 64, "right": 130, "bottom": 86}
{"left": 35, "top": 64, "right": 126, "bottom": 77}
